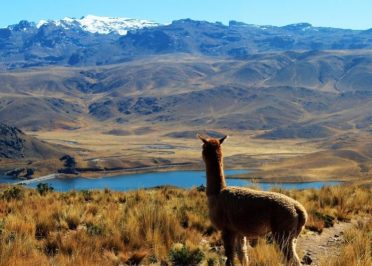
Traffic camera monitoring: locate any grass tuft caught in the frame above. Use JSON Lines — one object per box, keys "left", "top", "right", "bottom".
{"left": 168, "top": 243, "right": 204, "bottom": 266}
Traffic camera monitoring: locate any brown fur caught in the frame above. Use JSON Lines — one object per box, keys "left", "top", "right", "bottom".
{"left": 198, "top": 135, "right": 307, "bottom": 266}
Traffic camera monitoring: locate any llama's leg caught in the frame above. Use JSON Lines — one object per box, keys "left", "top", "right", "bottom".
{"left": 274, "top": 233, "right": 301, "bottom": 266}
{"left": 222, "top": 230, "right": 236, "bottom": 266}
{"left": 290, "top": 238, "right": 301, "bottom": 265}
{"left": 236, "top": 236, "right": 249, "bottom": 266}
{"left": 283, "top": 237, "right": 300, "bottom": 266}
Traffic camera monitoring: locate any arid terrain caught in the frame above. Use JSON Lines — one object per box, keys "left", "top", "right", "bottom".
{"left": 0, "top": 15, "right": 371, "bottom": 266}
{"left": 1, "top": 18, "right": 372, "bottom": 182}
{"left": 26, "top": 125, "right": 371, "bottom": 183}
{"left": 1, "top": 52, "right": 371, "bottom": 182}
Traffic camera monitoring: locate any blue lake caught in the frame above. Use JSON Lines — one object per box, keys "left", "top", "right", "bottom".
{"left": 0, "top": 175, "right": 15, "bottom": 184}
{"left": 1, "top": 170, "right": 341, "bottom": 192}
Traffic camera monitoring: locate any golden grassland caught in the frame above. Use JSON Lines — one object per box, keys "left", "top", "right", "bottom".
{"left": 0, "top": 184, "right": 370, "bottom": 265}
{"left": 19, "top": 121, "right": 369, "bottom": 183}
{"left": 319, "top": 219, "right": 372, "bottom": 266}
{"left": 29, "top": 126, "right": 370, "bottom": 182}
{"left": 2, "top": 117, "right": 370, "bottom": 182}
{"left": 31, "top": 127, "right": 317, "bottom": 166}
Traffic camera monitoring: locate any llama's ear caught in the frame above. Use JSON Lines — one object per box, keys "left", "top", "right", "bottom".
{"left": 219, "top": 135, "right": 228, "bottom": 144}
{"left": 197, "top": 134, "right": 208, "bottom": 144}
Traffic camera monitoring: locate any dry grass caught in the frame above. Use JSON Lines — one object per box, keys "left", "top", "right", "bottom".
{"left": 3, "top": 122, "right": 370, "bottom": 182}
{"left": 0, "top": 185, "right": 370, "bottom": 265}
{"left": 319, "top": 219, "right": 372, "bottom": 266}
{"left": 16, "top": 126, "right": 369, "bottom": 183}
{"left": 31, "top": 128, "right": 322, "bottom": 176}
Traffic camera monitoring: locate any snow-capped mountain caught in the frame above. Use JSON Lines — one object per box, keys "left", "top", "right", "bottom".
{"left": 1, "top": 16, "right": 372, "bottom": 70}
{"left": 36, "top": 15, "right": 160, "bottom": 35}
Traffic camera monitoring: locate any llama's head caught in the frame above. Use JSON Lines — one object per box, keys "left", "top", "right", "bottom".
{"left": 197, "top": 134, "right": 228, "bottom": 162}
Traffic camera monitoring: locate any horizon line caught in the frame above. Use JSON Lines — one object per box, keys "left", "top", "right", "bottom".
{"left": 1, "top": 14, "right": 371, "bottom": 31}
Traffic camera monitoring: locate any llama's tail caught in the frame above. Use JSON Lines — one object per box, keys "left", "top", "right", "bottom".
{"left": 295, "top": 204, "right": 308, "bottom": 236}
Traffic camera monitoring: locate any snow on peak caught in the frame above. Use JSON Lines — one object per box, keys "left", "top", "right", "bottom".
{"left": 36, "top": 15, "right": 160, "bottom": 35}
{"left": 36, "top": 19, "right": 48, "bottom": 28}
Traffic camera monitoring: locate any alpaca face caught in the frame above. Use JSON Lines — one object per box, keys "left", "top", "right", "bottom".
{"left": 197, "top": 135, "right": 228, "bottom": 162}
{"left": 202, "top": 139, "right": 221, "bottom": 161}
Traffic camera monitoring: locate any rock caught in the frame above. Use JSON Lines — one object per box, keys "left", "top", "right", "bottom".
{"left": 209, "top": 246, "right": 220, "bottom": 252}
{"left": 302, "top": 252, "right": 313, "bottom": 265}
{"left": 25, "top": 168, "right": 35, "bottom": 178}
{"left": 5, "top": 168, "right": 26, "bottom": 177}
{"left": 5, "top": 167, "right": 35, "bottom": 178}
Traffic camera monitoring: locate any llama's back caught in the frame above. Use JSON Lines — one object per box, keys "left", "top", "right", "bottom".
{"left": 208, "top": 187, "right": 307, "bottom": 236}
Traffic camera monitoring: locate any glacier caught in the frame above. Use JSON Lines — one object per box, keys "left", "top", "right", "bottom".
{"left": 36, "top": 14, "right": 160, "bottom": 35}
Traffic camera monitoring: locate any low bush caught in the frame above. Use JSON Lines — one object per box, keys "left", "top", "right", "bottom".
{"left": 36, "top": 183, "right": 54, "bottom": 196}
{"left": 65, "top": 214, "right": 80, "bottom": 230}
{"left": 86, "top": 222, "right": 106, "bottom": 236}
{"left": 1, "top": 186, "right": 23, "bottom": 200}
{"left": 168, "top": 243, "right": 204, "bottom": 266}
{"left": 80, "top": 190, "right": 93, "bottom": 201}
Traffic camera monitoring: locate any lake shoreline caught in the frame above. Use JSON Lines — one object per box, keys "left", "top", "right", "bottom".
{"left": 2, "top": 163, "right": 345, "bottom": 185}
{"left": 76, "top": 162, "right": 198, "bottom": 178}
{"left": 1, "top": 169, "right": 342, "bottom": 193}
{"left": 76, "top": 166, "right": 345, "bottom": 184}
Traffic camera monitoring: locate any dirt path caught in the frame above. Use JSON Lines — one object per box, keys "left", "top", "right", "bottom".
{"left": 297, "top": 221, "right": 355, "bottom": 265}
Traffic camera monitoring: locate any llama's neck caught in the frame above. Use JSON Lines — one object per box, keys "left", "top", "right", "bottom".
{"left": 205, "top": 156, "right": 226, "bottom": 196}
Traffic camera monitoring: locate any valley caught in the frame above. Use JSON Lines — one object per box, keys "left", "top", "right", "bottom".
{"left": 0, "top": 10, "right": 371, "bottom": 266}
{"left": 0, "top": 18, "right": 371, "bottom": 184}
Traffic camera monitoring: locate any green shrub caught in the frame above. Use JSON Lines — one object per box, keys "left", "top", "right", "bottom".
{"left": 80, "top": 190, "right": 93, "bottom": 201}
{"left": 0, "top": 220, "right": 4, "bottom": 235}
{"left": 86, "top": 222, "right": 106, "bottom": 236}
{"left": 169, "top": 243, "right": 204, "bottom": 266}
{"left": 207, "top": 256, "right": 218, "bottom": 266}
{"left": 2, "top": 186, "right": 23, "bottom": 200}
{"left": 36, "top": 183, "right": 54, "bottom": 196}
{"left": 315, "top": 211, "right": 335, "bottom": 228}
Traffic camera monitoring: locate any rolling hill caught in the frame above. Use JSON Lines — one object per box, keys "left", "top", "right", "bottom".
{"left": 0, "top": 17, "right": 371, "bottom": 181}
{"left": 0, "top": 123, "right": 72, "bottom": 178}
{"left": 0, "top": 51, "right": 371, "bottom": 136}
{"left": 0, "top": 123, "right": 64, "bottom": 159}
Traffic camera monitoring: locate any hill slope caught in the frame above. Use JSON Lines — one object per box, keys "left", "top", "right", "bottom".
{"left": 0, "top": 123, "right": 74, "bottom": 178}
{"left": 0, "top": 123, "right": 64, "bottom": 159}
{"left": 1, "top": 52, "right": 371, "bottom": 136}
{"left": 1, "top": 17, "right": 371, "bottom": 180}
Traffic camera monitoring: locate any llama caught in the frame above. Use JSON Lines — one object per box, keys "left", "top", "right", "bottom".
{"left": 198, "top": 135, "right": 307, "bottom": 266}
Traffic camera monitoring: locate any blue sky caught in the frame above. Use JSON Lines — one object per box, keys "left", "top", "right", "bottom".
{"left": 1, "top": 0, "right": 371, "bottom": 29}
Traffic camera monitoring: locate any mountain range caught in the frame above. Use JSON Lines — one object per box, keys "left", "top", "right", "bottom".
{"left": 0, "top": 15, "right": 371, "bottom": 179}
{"left": 35, "top": 15, "right": 159, "bottom": 35}
{"left": 1, "top": 16, "right": 372, "bottom": 70}
{"left": 1, "top": 51, "right": 371, "bottom": 136}
{"left": 1, "top": 16, "right": 371, "bottom": 134}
